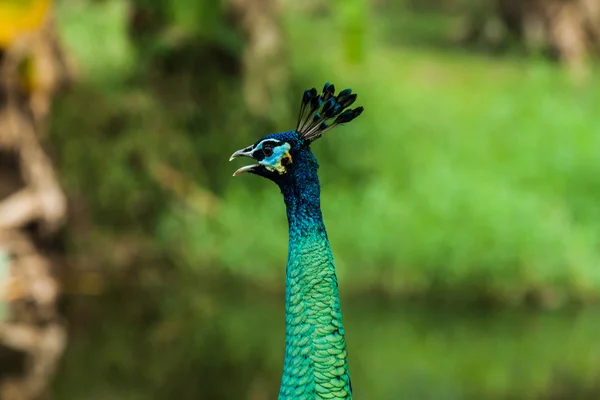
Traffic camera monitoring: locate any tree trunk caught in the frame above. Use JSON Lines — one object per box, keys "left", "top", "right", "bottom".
{"left": 228, "top": 0, "right": 289, "bottom": 121}
{"left": 0, "top": 2, "right": 73, "bottom": 398}
{"left": 457, "top": 0, "right": 600, "bottom": 79}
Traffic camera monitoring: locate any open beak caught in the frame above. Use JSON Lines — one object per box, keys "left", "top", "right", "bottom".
{"left": 229, "top": 145, "right": 259, "bottom": 176}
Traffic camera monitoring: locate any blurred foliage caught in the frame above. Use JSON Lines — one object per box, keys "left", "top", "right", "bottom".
{"left": 44, "top": 0, "right": 600, "bottom": 398}
{"left": 164, "top": 14, "right": 600, "bottom": 307}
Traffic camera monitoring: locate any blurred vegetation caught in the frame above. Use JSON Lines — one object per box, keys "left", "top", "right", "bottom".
{"left": 42, "top": 0, "right": 600, "bottom": 398}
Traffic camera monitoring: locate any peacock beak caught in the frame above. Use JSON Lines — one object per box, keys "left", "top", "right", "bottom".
{"left": 229, "top": 146, "right": 254, "bottom": 161}
{"left": 229, "top": 145, "right": 259, "bottom": 176}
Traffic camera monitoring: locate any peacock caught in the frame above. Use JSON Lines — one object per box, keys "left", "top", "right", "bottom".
{"left": 230, "top": 82, "right": 363, "bottom": 400}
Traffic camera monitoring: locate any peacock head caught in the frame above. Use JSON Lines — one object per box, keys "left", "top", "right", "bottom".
{"left": 229, "top": 82, "right": 363, "bottom": 185}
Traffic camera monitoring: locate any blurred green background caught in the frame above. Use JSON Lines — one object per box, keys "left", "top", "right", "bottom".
{"left": 35, "top": 0, "right": 600, "bottom": 398}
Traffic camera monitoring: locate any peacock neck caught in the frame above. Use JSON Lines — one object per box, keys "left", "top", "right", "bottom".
{"left": 277, "top": 167, "right": 352, "bottom": 400}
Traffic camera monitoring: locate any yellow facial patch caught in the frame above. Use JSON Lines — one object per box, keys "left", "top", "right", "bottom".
{"left": 282, "top": 153, "right": 292, "bottom": 165}
{"left": 273, "top": 152, "right": 292, "bottom": 174}
{"left": 260, "top": 142, "right": 292, "bottom": 175}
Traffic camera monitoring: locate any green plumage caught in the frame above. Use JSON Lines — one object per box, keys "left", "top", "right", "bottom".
{"left": 279, "top": 169, "right": 351, "bottom": 399}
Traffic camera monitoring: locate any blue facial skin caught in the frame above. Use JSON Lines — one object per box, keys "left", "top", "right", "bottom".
{"left": 254, "top": 139, "right": 292, "bottom": 175}
{"left": 249, "top": 131, "right": 320, "bottom": 191}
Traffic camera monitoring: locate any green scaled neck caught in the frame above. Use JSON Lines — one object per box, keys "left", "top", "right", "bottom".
{"left": 277, "top": 165, "right": 352, "bottom": 400}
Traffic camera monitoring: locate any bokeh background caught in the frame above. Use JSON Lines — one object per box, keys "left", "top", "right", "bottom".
{"left": 1, "top": 0, "right": 600, "bottom": 399}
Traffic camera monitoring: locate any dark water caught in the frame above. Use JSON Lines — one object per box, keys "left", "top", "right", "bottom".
{"left": 221, "top": 297, "right": 600, "bottom": 400}
{"left": 55, "top": 290, "right": 600, "bottom": 400}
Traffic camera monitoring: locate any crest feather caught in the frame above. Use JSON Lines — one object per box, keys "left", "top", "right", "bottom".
{"left": 296, "top": 82, "right": 364, "bottom": 143}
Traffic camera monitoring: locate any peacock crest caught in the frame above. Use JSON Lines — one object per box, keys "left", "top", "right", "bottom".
{"left": 296, "top": 82, "right": 364, "bottom": 143}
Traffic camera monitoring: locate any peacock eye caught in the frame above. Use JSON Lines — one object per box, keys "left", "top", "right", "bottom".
{"left": 262, "top": 143, "right": 274, "bottom": 157}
